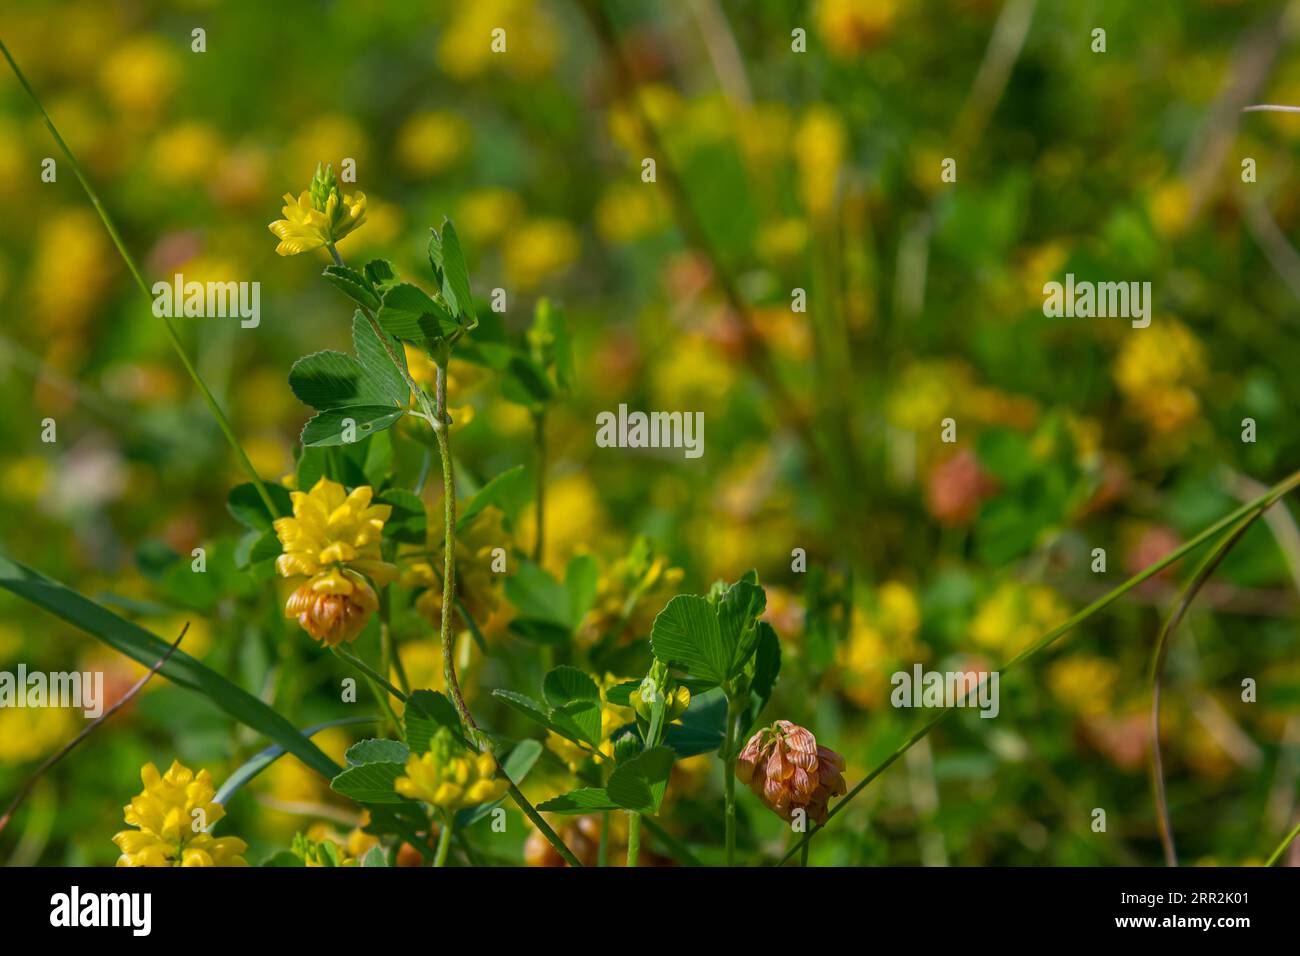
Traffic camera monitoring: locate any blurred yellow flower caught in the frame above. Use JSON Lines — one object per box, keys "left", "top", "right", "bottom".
{"left": 396, "top": 111, "right": 470, "bottom": 177}
{"left": 113, "top": 760, "right": 248, "bottom": 867}
{"left": 457, "top": 187, "right": 524, "bottom": 244}
{"left": 32, "top": 208, "right": 111, "bottom": 332}
{"left": 287, "top": 115, "right": 369, "bottom": 182}
{"left": 1113, "top": 318, "right": 1206, "bottom": 436}
{"left": 757, "top": 218, "right": 810, "bottom": 263}
{"left": 0, "top": 706, "right": 76, "bottom": 765}
{"left": 595, "top": 182, "right": 669, "bottom": 244}
{"left": 1049, "top": 655, "right": 1120, "bottom": 718}
{"left": 838, "top": 581, "right": 923, "bottom": 708}
{"left": 150, "top": 122, "right": 221, "bottom": 185}
{"left": 438, "top": 0, "right": 561, "bottom": 80}
{"left": 99, "top": 35, "right": 177, "bottom": 118}
{"left": 794, "top": 106, "right": 846, "bottom": 221}
{"left": 404, "top": 505, "right": 508, "bottom": 626}
{"left": 503, "top": 218, "right": 580, "bottom": 290}
{"left": 816, "top": 0, "right": 898, "bottom": 57}
{"left": 970, "top": 580, "right": 1070, "bottom": 657}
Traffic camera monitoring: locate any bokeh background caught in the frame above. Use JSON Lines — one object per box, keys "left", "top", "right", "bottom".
{"left": 2, "top": 0, "right": 1300, "bottom": 866}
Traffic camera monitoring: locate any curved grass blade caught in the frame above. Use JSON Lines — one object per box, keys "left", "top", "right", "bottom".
{"left": 0, "top": 554, "right": 340, "bottom": 780}
{"left": 1265, "top": 817, "right": 1300, "bottom": 866}
{"left": 1149, "top": 512, "right": 1263, "bottom": 867}
{"left": 1, "top": 624, "right": 187, "bottom": 840}
{"left": 215, "top": 716, "right": 381, "bottom": 805}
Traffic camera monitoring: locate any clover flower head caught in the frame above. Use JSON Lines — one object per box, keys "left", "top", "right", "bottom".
{"left": 274, "top": 477, "right": 396, "bottom": 644}
{"left": 394, "top": 728, "right": 508, "bottom": 811}
{"left": 285, "top": 567, "right": 380, "bottom": 646}
{"left": 736, "top": 720, "right": 846, "bottom": 825}
{"left": 112, "top": 760, "right": 248, "bottom": 867}
{"left": 268, "top": 162, "right": 367, "bottom": 256}
{"left": 274, "top": 477, "right": 397, "bottom": 582}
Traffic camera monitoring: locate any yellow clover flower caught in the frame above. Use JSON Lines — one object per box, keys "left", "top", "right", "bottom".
{"left": 274, "top": 477, "right": 397, "bottom": 645}
{"left": 112, "top": 760, "right": 248, "bottom": 867}
{"left": 394, "top": 728, "right": 508, "bottom": 811}
{"left": 268, "top": 162, "right": 366, "bottom": 256}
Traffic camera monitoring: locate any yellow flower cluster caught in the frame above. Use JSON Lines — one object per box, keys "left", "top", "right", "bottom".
{"left": 395, "top": 730, "right": 508, "bottom": 811}
{"left": 274, "top": 477, "right": 397, "bottom": 645}
{"left": 970, "top": 580, "right": 1070, "bottom": 657}
{"left": 1112, "top": 319, "right": 1207, "bottom": 437}
{"left": 837, "top": 581, "right": 923, "bottom": 708}
{"left": 401, "top": 506, "right": 507, "bottom": 628}
{"left": 112, "top": 761, "right": 248, "bottom": 867}
{"left": 268, "top": 163, "right": 366, "bottom": 256}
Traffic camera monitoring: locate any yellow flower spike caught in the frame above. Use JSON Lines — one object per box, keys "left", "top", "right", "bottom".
{"left": 113, "top": 760, "right": 248, "bottom": 867}
{"left": 267, "top": 163, "right": 367, "bottom": 256}
{"left": 394, "top": 729, "right": 507, "bottom": 812}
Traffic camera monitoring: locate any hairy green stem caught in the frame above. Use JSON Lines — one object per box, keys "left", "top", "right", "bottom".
{"left": 533, "top": 410, "right": 546, "bottom": 563}
{"left": 626, "top": 812, "right": 641, "bottom": 867}
{"left": 0, "top": 40, "right": 280, "bottom": 518}
{"left": 433, "top": 814, "right": 454, "bottom": 868}
{"left": 723, "top": 690, "right": 739, "bottom": 866}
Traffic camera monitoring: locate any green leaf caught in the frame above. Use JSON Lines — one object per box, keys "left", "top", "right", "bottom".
{"left": 405, "top": 690, "right": 467, "bottom": 752}
{"left": 718, "top": 577, "right": 766, "bottom": 676}
{"left": 352, "top": 311, "right": 409, "bottom": 407}
{"left": 362, "top": 845, "right": 390, "bottom": 867}
{"left": 378, "top": 488, "right": 426, "bottom": 544}
{"left": 233, "top": 528, "right": 280, "bottom": 571}
{"left": 551, "top": 698, "right": 603, "bottom": 748}
{"left": 605, "top": 746, "right": 675, "bottom": 813}
{"left": 492, "top": 689, "right": 555, "bottom": 731}
{"left": 300, "top": 405, "right": 405, "bottom": 447}
{"left": 345, "top": 738, "right": 410, "bottom": 766}
{"left": 330, "top": 761, "right": 407, "bottom": 804}
{"left": 743, "top": 621, "right": 781, "bottom": 734}
{"left": 650, "top": 595, "right": 728, "bottom": 686}
{"left": 322, "top": 264, "right": 381, "bottom": 312}
{"left": 227, "top": 482, "right": 292, "bottom": 531}
{"left": 458, "top": 465, "right": 529, "bottom": 531}
{"left": 427, "top": 219, "right": 477, "bottom": 329}
{"left": 501, "top": 354, "right": 554, "bottom": 406}
{"left": 542, "top": 666, "right": 600, "bottom": 709}
{"left": 536, "top": 788, "right": 620, "bottom": 814}
{"left": 504, "top": 561, "right": 570, "bottom": 626}
{"left": 375, "top": 282, "right": 458, "bottom": 351}
{"left": 363, "top": 258, "right": 400, "bottom": 292}
{"left": 289, "top": 350, "right": 395, "bottom": 411}
{"left": 0, "top": 555, "right": 339, "bottom": 779}
{"left": 664, "top": 688, "right": 728, "bottom": 757}
{"left": 564, "top": 554, "right": 599, "bottom": 628}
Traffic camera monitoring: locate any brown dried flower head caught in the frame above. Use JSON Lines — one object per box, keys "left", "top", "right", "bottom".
{"left": 736, "top": 720, "right": 847, "bottom": 824}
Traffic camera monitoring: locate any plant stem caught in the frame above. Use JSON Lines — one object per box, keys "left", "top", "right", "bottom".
{"left": 433, "top": 814, "right": 454, "bottom": 868}
{"left": 799, "top": 840, "right": 810, "bottom": 868}
{"left": 723, "top": 690, "right": 739, "bottom": 866}
{"left": 326, "top": 253, "right": 586, "bottom": 869}
{"left": 626, "top": 812, "right": 641, "bottom": 867}
{"left": 533, "top": 410, "right": 546, "bottom": 563}
{"left": 0, "top": 40, "right": 281, "bottom": 519}
{"left": 598, "top": 810, "right": 610, "bottom": 867}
